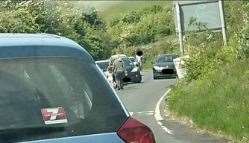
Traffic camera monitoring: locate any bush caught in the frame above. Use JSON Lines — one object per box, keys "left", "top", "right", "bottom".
{"left": 184, "top": 31, "right": 224, "bottom": 81}
{"left": 107, "top": 5, "right": 174, "bottom": 48}
{"left": 0, "top": 1, "right": 112, "bottom": 60}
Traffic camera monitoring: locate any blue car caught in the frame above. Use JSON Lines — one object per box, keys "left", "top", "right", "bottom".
{"left": 0, "top": 34, "right": 155, "bottom": 143}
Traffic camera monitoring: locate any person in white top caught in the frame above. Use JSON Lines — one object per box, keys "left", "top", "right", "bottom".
{"left": 136, "top": 55, "right": 143, "bottom": 71}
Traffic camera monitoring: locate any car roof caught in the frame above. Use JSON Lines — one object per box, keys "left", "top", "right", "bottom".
{"left": 110, "top": 54, "right": 127, "bottom": 59}
{"left": 95, "top": 59, "right": 110, "bottom": 63}
{"left": 0, "top": 33, "right": 93, "bottom": 62}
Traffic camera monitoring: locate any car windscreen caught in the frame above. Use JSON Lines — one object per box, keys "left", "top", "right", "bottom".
{"left": 129, "top": 58, "right": 135, "bottom": 62}
{"left": 96, "top": 61, "right": 109, "bottom": 71}
{"left": 0, "top": 57, "right": 127, "bottom": 142}
{"left": 157, "top": 55, "right": 174, "bottom": 63}
{"left": 122, "top": 58, "right": 133, "bottom": 67}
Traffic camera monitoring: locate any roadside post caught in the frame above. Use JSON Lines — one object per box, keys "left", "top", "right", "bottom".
{"left": 173, "top": 55, "right": 189, "bottom": 81}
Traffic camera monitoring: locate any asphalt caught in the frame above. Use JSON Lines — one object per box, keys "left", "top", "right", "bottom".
{"left": 116, "top": 71, "right": 229, "bottom": 143}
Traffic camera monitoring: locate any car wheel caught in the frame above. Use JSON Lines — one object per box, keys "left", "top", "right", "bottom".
{"left": 134, "top": 74, "right": 142, "bottom": 83}
{"left": 153, "top": 74, "right": 158, "bottom": 80}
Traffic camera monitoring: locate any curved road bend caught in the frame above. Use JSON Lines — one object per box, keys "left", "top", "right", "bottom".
{"left": 116, "top": 71, "right": 229, "bottom": 143}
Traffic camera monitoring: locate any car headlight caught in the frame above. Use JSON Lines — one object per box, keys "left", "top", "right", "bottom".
{"left": 131, "top": 67, "right": 139, "bottom": 72}
{"left": 154, "top": 66, "right": 162, "bottom": 71}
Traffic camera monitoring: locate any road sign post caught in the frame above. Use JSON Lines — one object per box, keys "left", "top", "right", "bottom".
{"left": 218, "top": 0, "right": 227, "bottom": 46}
{"left": 175, "top": 2, "right": 184, "bottom": 55}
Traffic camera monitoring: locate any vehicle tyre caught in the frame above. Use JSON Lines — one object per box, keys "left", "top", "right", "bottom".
{"left": 134, "top": 75, "right": 142, "bottom": 83}
{"left": 153, "top": 71, "right": 158, "bottom": 80}
{"left": 153, "top": 74, "right": 158, "bottom": 80}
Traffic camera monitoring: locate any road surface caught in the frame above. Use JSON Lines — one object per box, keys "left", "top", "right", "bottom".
{"left": 117, "top": 71, "right": 229, "bottom": 143}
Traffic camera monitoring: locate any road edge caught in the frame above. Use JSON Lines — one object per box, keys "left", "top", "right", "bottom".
{"left": 161, "top": 89, "right": 234, "bottom": 143}
{"left": 154, "top": 88, "right": 173, "bottom": 135}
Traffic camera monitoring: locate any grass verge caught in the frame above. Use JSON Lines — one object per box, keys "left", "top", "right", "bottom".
{"left": 168, "top": 60, "right": 249, "bottom": 142}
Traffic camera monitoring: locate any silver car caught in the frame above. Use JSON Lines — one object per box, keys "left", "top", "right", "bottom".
{"left": 0, "top": 34, "right": 155, "bottom": 143}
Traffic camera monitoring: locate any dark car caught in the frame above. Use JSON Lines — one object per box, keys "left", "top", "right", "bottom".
{"left": 0, "top": 33, "right": 155, "bottom": 143}
{"left": 122, "top": 57, "right": 142, "bottom": 83}
{"left": 153, "top": 54, "right": 178, "bottom": 79}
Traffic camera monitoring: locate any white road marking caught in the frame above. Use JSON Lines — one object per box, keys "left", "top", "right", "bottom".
{"left": 154, "top": 89, "right": 174, "bottom": 135}
{"left": 129, "top": 111, "right": 154, "bottom": 116}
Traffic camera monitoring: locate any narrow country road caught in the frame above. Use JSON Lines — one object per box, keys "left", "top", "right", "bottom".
{"left": 116, "top": 71, "right": 228, "bottom": 143}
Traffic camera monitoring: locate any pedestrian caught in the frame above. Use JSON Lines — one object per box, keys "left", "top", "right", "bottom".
{"left": 113, "top": 58, "right": 125, "bottom": 90}
{"left": 136, "top": 54, "right": 143, "bottom": 71}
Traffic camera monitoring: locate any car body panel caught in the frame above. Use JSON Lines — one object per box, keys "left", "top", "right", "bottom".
{"left": 122, "top": 57, "right": 142, "bottom": 83}
{"left": 0, "top": 33, "right": 129, "bottom": 142}
{"left": 21, "top": 133, "right": 125, "bottom": 143}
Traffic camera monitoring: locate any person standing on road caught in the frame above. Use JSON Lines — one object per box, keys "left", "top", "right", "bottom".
{"left": 113, "top": 58, "right": 125, "bottom": 90}
{"left": 136, "top": 54, "right": 143, "bottom": 71}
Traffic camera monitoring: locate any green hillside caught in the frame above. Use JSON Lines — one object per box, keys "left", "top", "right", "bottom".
{"left": 72, "top": 1, "right": 171, "bottom": 21}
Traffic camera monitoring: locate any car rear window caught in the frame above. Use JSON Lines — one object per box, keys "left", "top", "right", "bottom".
{"left": 122, "top": 58, "right": 133, "bottom": 67}
{"left": 129, "top": 58, "right": 135, "bottom": 62}
{"left": 0, "top": 57, "right": 127, "bottom": 142}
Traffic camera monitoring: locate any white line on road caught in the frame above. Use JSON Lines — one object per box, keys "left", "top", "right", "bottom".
{"left": 129, "top": 111, "right": 154, "bottom": 116}
{"left": 154, "top": 89, "right": 174, "bottom": 135}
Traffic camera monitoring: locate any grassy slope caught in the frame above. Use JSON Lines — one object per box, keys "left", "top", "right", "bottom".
{"left": 73, "top": 1, "right": 177, "bottom": 68}
{"left": 80, "top": 1, "right": 176, "bottom": 69}
{"left": 72, "top": 1, "right": 170, "bottom": 21}
{"left": 168, "top": 60, "right": 249, "bottom": 142}
{"left": 99, "top": 1, "right": 170, "bottom": 21}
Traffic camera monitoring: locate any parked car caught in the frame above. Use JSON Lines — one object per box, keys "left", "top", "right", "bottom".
{"left": 109, "top": 54, "right": 142, "bottom": 83}
{"left": 128, "top": 56, "right": 139, "bottom": 67}
{"left": 122, "top": 57, "right": 142, "bottom": 83}
{"left": 0, "top": 33, "right": 155, "bottom": 143}
{"left": 96, "top": 59, "right": 110, "bottom": 75}
{"left": 153, "top": 54, "right": 178, "bottom": 79}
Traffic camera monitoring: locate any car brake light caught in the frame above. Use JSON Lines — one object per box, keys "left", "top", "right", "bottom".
{"left": 118, "top": 117, "right": 156, "bottom": 143}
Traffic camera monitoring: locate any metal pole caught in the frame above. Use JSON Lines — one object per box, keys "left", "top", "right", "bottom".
{"left": 176, "top": 2, "right": 184, "bottom": 55}
{"left": 218, "top": 0, "right": 227, "bottom": 46}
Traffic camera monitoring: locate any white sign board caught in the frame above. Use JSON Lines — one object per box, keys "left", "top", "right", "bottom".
{"left": 174, "top": 0, "right": 226, "bottom": 54}
{"left": 180, "top": 2, "right": 221, "bottom": 32}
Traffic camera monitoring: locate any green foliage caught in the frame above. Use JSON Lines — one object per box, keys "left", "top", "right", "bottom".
{"left": 107, "top": 5, "right": 174, "bottom": 48}
{"left": 184, "top": 31, "right": 224, "bottom": 81}
{"left": 97, "top": 1, "right": 170, "bottom": 21}
{"left": 183, "top": 1, "right": 249, "bottom": 81}
{"left": 0, "top": 0, "right": 112, "bottom": 60}
{"left": 238, "top": 24, "right": 249, "bottom": 59}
